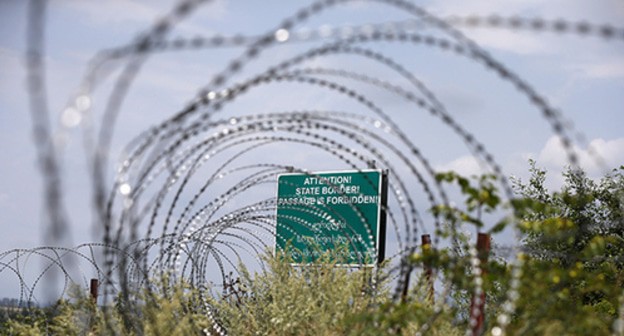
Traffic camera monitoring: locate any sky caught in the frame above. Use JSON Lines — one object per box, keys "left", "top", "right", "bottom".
{"left": 0, "top": 0, "right": 623, "bottom": 300}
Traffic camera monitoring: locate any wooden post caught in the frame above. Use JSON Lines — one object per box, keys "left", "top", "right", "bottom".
{"left": 90, "top": 278, "right": 98, "bottom": 304}
{"left": 470, "top": 233, "right": 490, "bottom": 336}
{"left": 421, "top": 234, "right": 434, "bottom": 305}
{"left": 400, "top": 261, "right": 411, "bottom": 302}
{"left": 401, "top": 234, "right": 435, "bottom": 303}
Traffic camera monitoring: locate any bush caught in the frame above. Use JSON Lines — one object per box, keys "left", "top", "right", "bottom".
{"left": 210, "top": 251, "right": 462, "bottom": 335}
{"left": 3, "top": 164, "right": 622, "bottom": 335}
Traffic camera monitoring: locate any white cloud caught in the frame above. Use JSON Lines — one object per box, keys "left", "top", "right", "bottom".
{"left": 427, "top": 0, "right": 543, "bottom": 17}
{"left": 462, "top": 29, "right": 550, "bottom": 55}
{"left": 54, "top": 0, "right": 160, "bottom": 26}
{"left": 424, "top": 0, "right": 549, "bottom": 55}
{"left": 428, "top": 0, "right": 623, "bottom": 24}
{"left": 502, "top": 136, "right": 624, "bottom": 190}
{"left": 571, "top": 59, "right": 624, "bottom": 79}
{"left": 536, "top": 135, "right": 624, "bottom": 176}
{"left": 426, "top": 0, "right": 624, "bottom": 55}
{"left": 53, "top": 0, "right": 226, "bottom": 38}
{"left": 435, "top": 155, "right": 487, "bottom": 177}
{"left": 437, "top": 136, "right": 624, "bottom": 191}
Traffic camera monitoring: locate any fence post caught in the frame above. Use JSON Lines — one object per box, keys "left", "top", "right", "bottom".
{"left": 401, "top": 260, "right": 411, "bottom": 302}
{"left": 470, "top": 233, "right": 490, "bottom": 336}
{"left": 421, "top": 234, "right": 434, "bottom": 305}
{"left": 90, "top": 278, "right": 98, "bottom": 304}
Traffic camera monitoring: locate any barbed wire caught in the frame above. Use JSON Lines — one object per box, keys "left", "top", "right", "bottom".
{"left": 93, "top": 16, "right": 623, "bottom": 59}
{"left": 4, "top": 0, "right": 623, "bottom": 335}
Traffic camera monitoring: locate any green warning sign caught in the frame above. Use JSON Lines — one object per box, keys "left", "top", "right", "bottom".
{"left": 275, "top": 170, "right": 386, "bottom": 266}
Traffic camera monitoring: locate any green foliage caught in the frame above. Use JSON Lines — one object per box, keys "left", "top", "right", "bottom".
{"left": 430, "top": 163, "right": 624, "bottom": 334}
{"left": 212, "top": 251, "right": 367, "bottom": 335}
{"left": 1, "top": 284, "right": 102, "bottom": 336}
{"left": 140, "top": 281, "right": 211, "bottom": 335}
{"left": 512, "top": 160, "right": 624, "bottom": 263}
{"left": 211, "top": 251, "right": 462, "bottom": 335}
{"left": 433, "top": 172, "right": 502, "bottom": 231}
{"left": 431, "top": 172, "right": 510, "bottom": 324}
{"left": 1, "top": 280, "right": 210, "bottom": 336}
{"left": 3, "top": 163, "right": 623, "bottom": 335}
{"left": 507, "top": 254, "right": 617, "bottom": 336}
{"left": 1, "top": 254, "right": 463, "bottom": 335}
{"left": 341, "top": 299, "right": 462, "bottom": 336}
{"left": 506, "top": 161, "right": 624, "bottom": 335}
